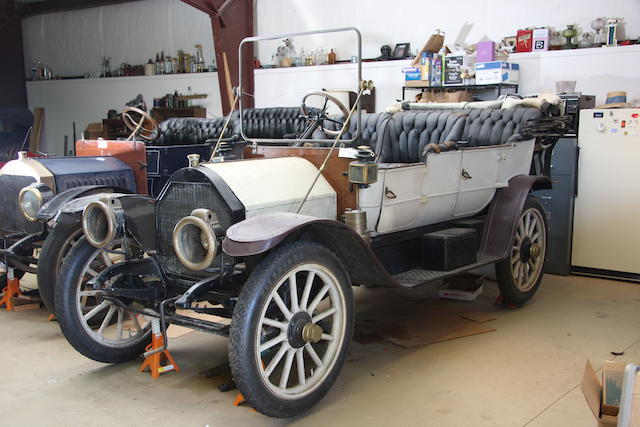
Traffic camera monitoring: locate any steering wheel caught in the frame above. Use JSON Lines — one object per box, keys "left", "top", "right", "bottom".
{"left": 300, "top": 91, "right": 351, "bottom": 137}
{"left": 122, "top": 106, "right": 159, "bottom": 141}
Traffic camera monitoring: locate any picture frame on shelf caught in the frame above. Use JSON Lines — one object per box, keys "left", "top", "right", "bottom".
{"left": 392, "top": 43, "right": 411, "bottom": 60}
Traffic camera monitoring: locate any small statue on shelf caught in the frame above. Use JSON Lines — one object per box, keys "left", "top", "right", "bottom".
{"left": 377, "top": 45, "right": 392, "bottom": 61}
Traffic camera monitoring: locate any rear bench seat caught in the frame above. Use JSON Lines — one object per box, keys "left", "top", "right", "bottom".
{"left": 375, "top": 111, "right": 466, "bottom": 163}
{"left": 461, "top": 108, "right": 542, "bottom": 147}
{"left": 374, "top": 108, "right": 543, "bottom": 163}
{"left": 316, "top": 112, "right": 391, "bottom": 149}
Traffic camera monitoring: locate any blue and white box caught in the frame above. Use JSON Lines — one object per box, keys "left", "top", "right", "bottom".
{"left": 475, "top": 61, "right": 519, "bottom": 85}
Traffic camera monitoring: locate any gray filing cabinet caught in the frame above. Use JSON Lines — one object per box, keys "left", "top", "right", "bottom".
{"left": 535, "top": 137, "right": 578, "bottom": 275}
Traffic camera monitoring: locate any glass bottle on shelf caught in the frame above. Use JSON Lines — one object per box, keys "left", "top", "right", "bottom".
{"left": 328, "top": 48, "right": 336, "bottom": 64}
{"left": 159, "top": 51, "right": 165, "bottom": 74}
{"left": 155, "top": 53, "right": 161, "bottom": 75}
{"left": 195, "top": 44, "right": 204, "bottom": 72}
{"left": 317, "top": 48, "right": 327, "bottom": 65}
{"left": 296, "top": 48, "right": 305, "bottom": 66}
{"left": 165, "top": 55, "right": 173, "bottom": 74}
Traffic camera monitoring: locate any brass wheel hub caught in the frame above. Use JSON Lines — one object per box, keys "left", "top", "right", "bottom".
{"left": 302, "top": 322, "right": 323, "bottom": 343}
{"left": 530, "top": 243, "right": 541, "bottom": 260}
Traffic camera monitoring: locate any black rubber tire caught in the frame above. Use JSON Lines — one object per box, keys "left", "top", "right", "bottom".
{"left": 38, "top": 219, "right": 83, "bottom": 315}
{"left": 229, "top": 241, "right": 354, "bottom": 418}
{"left": 55, "top": 237, "right": 151, "bottom": 363}
{"left": 495, "top": 195, "right": 548, "bottom": 306}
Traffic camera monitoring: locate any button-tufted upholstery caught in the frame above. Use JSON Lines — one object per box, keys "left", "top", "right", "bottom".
{"left": 230, "top": 107, "right": 320, "bottom": 139}
{"left": 376, "top": 111, "right": 467, "bottom": 163}
{"left": 152, "top": 117, "right": 233, "bottom": 146}
{"left": 151, "top": 107, "right": 321, "bottom": 146}
{"left": 459, "top": 108, "right": 542, "bottom": 147}
{"left": 317, "top": 112, "right": 391, "bottom": 150}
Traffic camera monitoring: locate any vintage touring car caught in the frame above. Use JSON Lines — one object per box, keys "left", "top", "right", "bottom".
{"left": 0, "top": 105, "right": 314, "bottom": 313}
{"left": 49, "top": 28, "right": 563, "bottom": 418}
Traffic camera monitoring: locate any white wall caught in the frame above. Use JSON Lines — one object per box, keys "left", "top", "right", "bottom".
{"left": 255, "top": 0, "right": 640, "bottom": 64}
{"left": 27, "top": 72, "right": 222, "bottom": 155}
{"left": 254, "top": 60, "right": 411, "bottom": 112}
{"left": 254, "top": 45, "right": 640, "bottom": 114}
{"left": 514, "top": 45, "right": 640, "bottom": 105}
{"left": 22, "top": 0, "right": 215, "bottom": 78}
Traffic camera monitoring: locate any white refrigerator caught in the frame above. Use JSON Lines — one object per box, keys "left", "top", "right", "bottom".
{"left": 572, "top": 108, "right": 640, "bottom": 279}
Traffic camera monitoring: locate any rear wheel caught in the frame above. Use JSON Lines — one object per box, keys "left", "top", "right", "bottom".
{"left": 495, "top": 195, "right": 547, "bottom": 306}
{"left": 55, "top": 237, "right": 151, "bottom": 363}
{"left": 38, "top": 219, "right": 83, "bottom": 314}
{"left": 229, "top": 241, "right": 353, "bottom": 418}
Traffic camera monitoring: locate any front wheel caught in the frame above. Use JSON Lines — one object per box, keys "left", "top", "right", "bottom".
{"left": 229, "top": 241, "right": 353, "bottom": 418}
{"left": 55, "top": 237, "right": 151, "bottom": 363}
{"left": 495, "top": 195, "right": 548, "bottom": 306}
{"left": 38, "top": 219, "right": 83, "bottom": 315}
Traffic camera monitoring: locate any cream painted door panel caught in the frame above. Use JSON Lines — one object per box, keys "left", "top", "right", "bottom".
{"left": 454, "top": 147, "right": 499, "bottom": 217}
{"left": 376, "top": 151, "right": 462, "bottom": 234}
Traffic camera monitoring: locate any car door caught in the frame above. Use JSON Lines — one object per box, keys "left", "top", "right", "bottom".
{"left": 453, "top": 146, "right": 500, "bottom": 217}
{"left": 375, "top": 150, "right": 463, "bottom": 234}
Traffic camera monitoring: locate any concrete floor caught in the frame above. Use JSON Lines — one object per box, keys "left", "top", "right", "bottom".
{"left": 1, "top": 273, "right": 639, "bottom": 427}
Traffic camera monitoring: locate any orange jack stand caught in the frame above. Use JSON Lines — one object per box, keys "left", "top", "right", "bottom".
{"left": 233, "top": 393, "right": 245, "bottom": 406}
{"left": 0, "top": 277, "right": 22, "bottom": 311}
{"left": 139, "top": 319, "right": 179, "bottom": 378}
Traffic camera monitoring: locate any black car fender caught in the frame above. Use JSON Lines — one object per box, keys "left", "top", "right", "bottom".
{"left": 55, "top": 193, "right": 157, "bottom": 254}
{"left": 37, "top": 185, "right": 133, "bottom": 222}
{"left": 222, "top": 212, "right": 399, "bottom": 288}
{"left": 481, "top": 174, "right": 552, "bottom": 259}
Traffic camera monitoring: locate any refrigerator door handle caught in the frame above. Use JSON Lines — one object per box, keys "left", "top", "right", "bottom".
{"left": 574, "top": 146, "right": 580, "bottom": 197}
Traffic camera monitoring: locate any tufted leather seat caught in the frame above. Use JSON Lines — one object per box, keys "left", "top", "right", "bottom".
{"left": 316, "top": 112, "right": 391, "bottom": 150}
{"left": 152, "top": 117, "right": 232, "bottom": 146}
{"left": 151, "top": 107, "right": 321, "bottom": 146}
{"left": 376, "top": 112, "right": 466, "bottom": 163}
{"left": 460, "top": 108, "right": 542, "bottom": 147}
{"left": 230, "top": 107, "right": 319, "bottom": 139}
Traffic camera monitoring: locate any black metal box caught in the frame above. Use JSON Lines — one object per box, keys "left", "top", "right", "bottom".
{"left": 145, "top": 144, "right": 214, "bottom": 197}
{"left": 450, "top": 217, "right": 485, "bottom": 252}
{"left": 422, "top": 228, "right": 477, "bottom": 271}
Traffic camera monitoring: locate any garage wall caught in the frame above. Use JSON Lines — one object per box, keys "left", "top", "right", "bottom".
{"left": 255, "top": 0, "right": 640, "bottom": 64}
{"left": 27, "top": 72, "right": 222, "bottom": 156}
{"left": 21, "top": 0, "right": 215, "bottom": 78}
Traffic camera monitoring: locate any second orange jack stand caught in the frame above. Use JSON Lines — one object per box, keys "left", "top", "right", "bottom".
{"left": 0, "top": 277, "right": 22, "bottom": 311}
{"left": 139, "top": 318, "right": 179, "bottom": 378}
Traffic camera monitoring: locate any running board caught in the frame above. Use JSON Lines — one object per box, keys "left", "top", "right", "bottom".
{"left": 392, "top": 255, "right": 502, "bottom": 289}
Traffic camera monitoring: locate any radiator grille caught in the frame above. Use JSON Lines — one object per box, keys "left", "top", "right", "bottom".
{"left": 55, "top": 173, "right": 134, "bottom": 192}
{"left": 156, "top": 181, "right": 234, "bottom": 279}
{"left": 0, "top": 174, "right": 41, "bottom": 234}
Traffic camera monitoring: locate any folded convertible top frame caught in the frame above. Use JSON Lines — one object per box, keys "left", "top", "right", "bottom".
{"left": 238, "top": 27, "right": 362, "bottom": 145}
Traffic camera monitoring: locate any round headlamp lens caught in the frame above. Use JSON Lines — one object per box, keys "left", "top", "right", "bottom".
{"left": 19, "top": 188, "right": 43, "bottom": 221}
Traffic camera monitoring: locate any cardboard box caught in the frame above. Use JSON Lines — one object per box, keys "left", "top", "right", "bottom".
{"left": 602, "top": 361, "right": 626, "bottom": 416}
{"left": 430, "top": 56, "right": 442, "bottom": 87}
{"left": 438, "top": 274, "right": 483, "bottom": 301}
{"left": 533, "top": 28, "right": 549, "bottom": 52}
{"left": 443, "top": 56, "right": 464, "bottom": 86}
{"left": 475, "top": 61, "right": 519, "bottom": 85}
{"left": 476, "top": 40, "right": 496, "bottom": 62}
{"left": 581, "top": 359, "right": 622, "bottom": 426}
{"left": 631, "top": 370, "right": 640, "bottom": 426}
{"left": 405, "top": 79, "right": 430, "bottom": 87}
{"left": 516, "top": 29, "right": 533, "bottom": 52}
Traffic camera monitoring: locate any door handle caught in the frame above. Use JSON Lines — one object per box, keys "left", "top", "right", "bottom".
{"left": 384, "top": 187, "right": 397, "bottom": 199}
{"left": 461, "top": 169, "right": 472, "bottom": 180}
